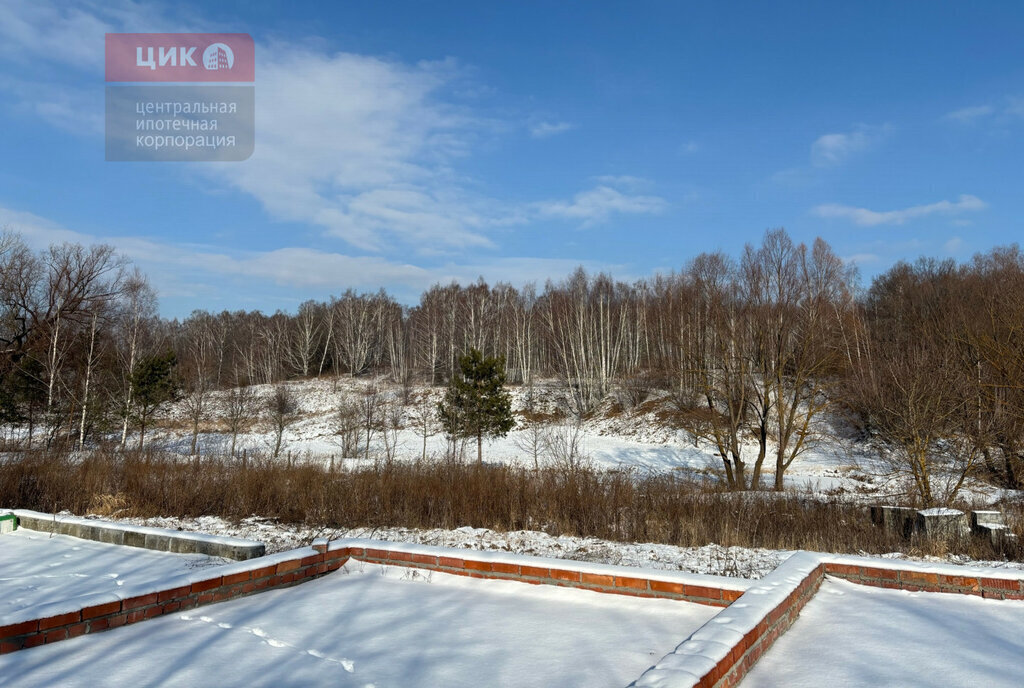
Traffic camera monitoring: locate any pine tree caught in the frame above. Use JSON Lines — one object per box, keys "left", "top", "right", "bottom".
{"left": 131, "top": 350, "right": 179, "bottom": 449}
{"left": 439, "top": 348, "right": 515, "bottom": 464}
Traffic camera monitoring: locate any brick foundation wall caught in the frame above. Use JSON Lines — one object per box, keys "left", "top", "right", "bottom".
{"left": 5, "top": 534, "right": 1022, "bottom": 686}
{"left": 337, "top": 543, "right": 744, "bottom": 606}
{"left": 0, "top": 539, "right": 747, "bottom": 655}
{"left": 824, "top": 562, "right": 1024, "bottom": 600}
{"left": 0, "top": 546, "right": 350, "bottom": 654}
{"left": 633, "top": 552, "right": 1024, "bottom": 688}
{"left": 702, "top": 564, "right": 825, "bottom": 688}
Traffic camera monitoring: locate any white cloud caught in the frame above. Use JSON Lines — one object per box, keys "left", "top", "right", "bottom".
{"left": 810, "top": 124, "right": 889, "bottom": 167}
{"left": 529, "top": 120, "right": 573, "bottom": 138}
{"left": 811, "top": 194, "right": 987, "bottom": 226}
{"left": 593, "top": 175, "right": 650, "bottom": 190}
{"left": 841, "top": 252, "right": 880, "bottom": 266}
{"left": 943, "top": 105, "right": 995, "bottom": 123}
{"left": 0, "top": 206, "right": 92, "bottom": 246}
{"left": 198, "top": 48, "right": 521, "bottom": 253}
{"left": 535, "top": 184, "right": 667, "bottom": 225}
{"left": 0, "top": 204, "right": 634, "bottom": 315}
{"left": 0, "top": 0, "right": 669, "bottom": 275}
{"left": 0, "top": 1, "right": 178, "bottom": 132}
{"left": 942, "top": 99, "right": 1024, "bottom": 124}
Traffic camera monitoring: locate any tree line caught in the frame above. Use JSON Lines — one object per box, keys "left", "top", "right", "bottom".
{"left": 2, "top": 228, "right": 1022, "bottom": 502}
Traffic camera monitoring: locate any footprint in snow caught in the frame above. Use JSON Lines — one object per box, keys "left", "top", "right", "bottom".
{"left": 218, "top": 622, "right": 232, "bottom": 629}
{"left": 306, "top": 649, "right": 354, "bottom": 672}
{"left": 199, "top": 616, "right": 214, "bottom": 623}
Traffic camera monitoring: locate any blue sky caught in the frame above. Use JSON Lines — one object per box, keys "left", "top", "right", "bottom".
{"left": 1, "top": 1, "right": 1021, "bottom": 317}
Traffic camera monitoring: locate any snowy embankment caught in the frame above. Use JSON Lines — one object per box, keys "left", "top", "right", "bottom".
{"left": 0, "top": 560, "right": 718, "bottom": 688}
{"left": 143, "top": 376, "right": 1013, "bottom": 504}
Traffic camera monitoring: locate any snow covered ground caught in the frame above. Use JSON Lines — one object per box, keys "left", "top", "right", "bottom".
{"left": 0, "top": 560, "right": 717, "bottom": 688}
{"left": 110, "top": 515, "right": 1024, "bottom": 579}
{"left": 0, "top": 529, "right": 227, "bottom": 619}
{"left": 742, "top": 576, "right": 1024, "bottom": 687}
{"left": 143, "top": 377, "right": 1010, "bottom": 504}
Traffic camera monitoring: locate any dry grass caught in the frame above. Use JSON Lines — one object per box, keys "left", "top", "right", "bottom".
{"left": 0, "top": 446, "right": 1018, "bottom": 562}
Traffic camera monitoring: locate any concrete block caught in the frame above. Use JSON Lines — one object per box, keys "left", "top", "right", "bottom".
{"left": 193, "top": 539, "right": 218, "bottom": 557}
{"left": 123, "top": 530, "right": 146, "bottom": 548}
{"left": 18, "top": 515, "right": 49, "bottom": 532}
{"left": 102, "top": 528, "right": 124, "bottom": 545}
{"left": 971, "top": 511, "right": 1005, "bottom": 530}
{"left": 915, "top": 508, "right": 969, "bottom": 541}
{"left": 870, "top": 505, "right": 917, "bottom": 538}
{"left": 168, "top": 537, "right": 197, "bottom": 554}
{"left": 229, "top": 543, "right": 266, "bottom": 561}
{"left": 144, "top": 533, "right": 171, "bottom": 551}
{"left": 77, "top": 524, "right": 101, "bottom": 541}
{"left": 15, "top": 510, "right": 265, "bottom": 562}
{"left": 977, "top": 523, "right": 1017, "bottom": 548}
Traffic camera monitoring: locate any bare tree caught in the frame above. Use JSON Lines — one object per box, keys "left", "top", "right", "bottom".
{"left": 409, "top": 390, "right": 440, "bottom": 461}
{"left": 224, "top": 385, "right": 257, "bottom": 458}
{"left": 358, "top": 383, "right": 382, "bottom": 461}
{"left": 179, "top": 312, "right": 218, "bottom": 455}
{"left": 267, "top": 384, "right": 299, "bottom": 458}
{"left": 681, "top": 252, "right": 755, "bottom": 489}
{"left": 287, "top": 301, "right": 322, "bottom": 378}
{"left": 852, "top": 259, "right": 978, "bottom": 505}
{"left": 333, "top": 396, "right": 362, "bottom": 458}
{"left": 379, "top": 394, "right": 403, "bottom": 464}
{"left": 513, "top": 418, "right": 545, "bottom": 470}
{"left": 741, "top": 230, "right": 857, "bottom": 489}
{"left": 542, "top": 418, "right": 588, "bottom": 472}
{"left": 116, "top": 271, "right": 157, "bottom": 448}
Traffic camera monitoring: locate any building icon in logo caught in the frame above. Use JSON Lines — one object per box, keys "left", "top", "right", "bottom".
{"left": 203, "top": 43, "right": 234, "bottom": 71}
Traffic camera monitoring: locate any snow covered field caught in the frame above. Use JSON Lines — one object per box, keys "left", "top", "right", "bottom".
{"left": 144, "top": 377, "right": 1010, "bottom": 504}
{"left": 0, "top": 560, "right": 717, "bottom": 688}
{"left": 742, "top": 576, "right": 1024, "bottom": 687}
{"left": 0, "top": 529, "right": 226, "bottom": 619}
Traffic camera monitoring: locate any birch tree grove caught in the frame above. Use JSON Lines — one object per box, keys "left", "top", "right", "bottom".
{"left": 5, "top": 226, "right": 1024, "bottom": 501}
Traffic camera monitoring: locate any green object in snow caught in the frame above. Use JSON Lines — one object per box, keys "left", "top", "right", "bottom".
{"left": 0, "top": 512, "right": 17, "bottom": 534}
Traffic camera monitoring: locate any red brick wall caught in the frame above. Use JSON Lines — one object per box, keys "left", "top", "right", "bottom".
{"left": 0, "top": 543, "right": 744, "bottom": 655}
{"left": 0, "top": 547, "right": 350, "bottom": 654}
{"left": 824, "top": 562, "right": 1024, "bottom": 600}
{"left": 657, "top": 559, "right": 1024, "bottom": 688}
{"left": 695, "top": 564, "right": 826, "bottom": 688}
{"left": 342, "top": 544, "right": 744, "bottom": 606}
{"left": 11, "top": 540, "right": 1013, "bottom": 673}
